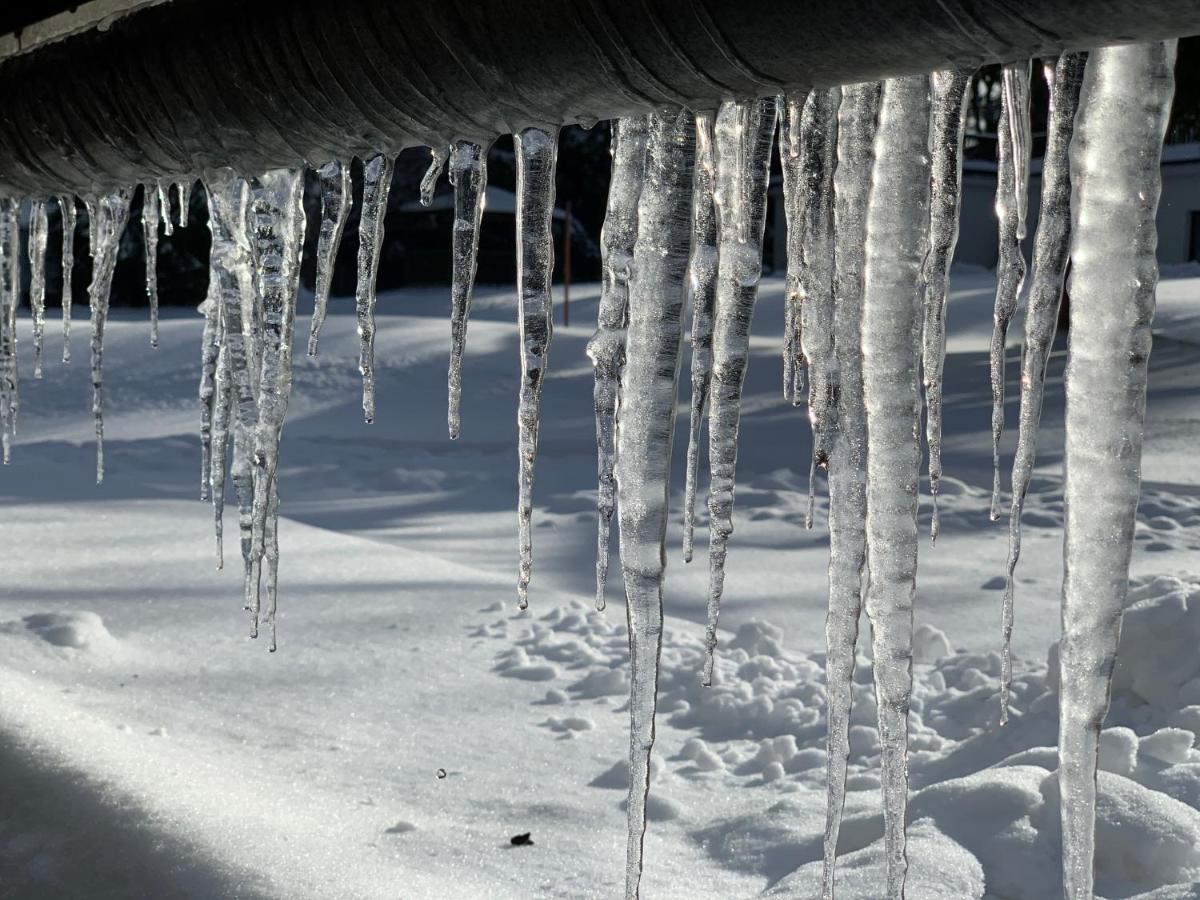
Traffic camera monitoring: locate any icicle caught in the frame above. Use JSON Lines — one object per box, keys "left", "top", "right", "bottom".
{"left": 158, "top": 182, "right": 174, "bottom": 236}
{"left": 87, "top": 190, "right": 133, "bottom": 485}
{"left": 446, "top": 140, "right": 488, "bottom": 439}
{"left": 28, "top": 199, "right": 48, "bottom": 378}
{"left": 199, "top": 288, "right": 221, "bottom": 501}
{"left": 615, "top": 107, "right": 695, "bottom": 900}
{"left": 211, "top": 339, "right": 232, "bottom": 568}
{"left": 307, "top": 159, "right": 352, "bottom": 357}
{"left": 60, "top": 195, "right": 76, "bottom": 364}
{"left": 821, "top": 80, "right": 880, "bottom": 900}
{"left": 779, "top": 91, "right": 809, "bottom": 405}
{"left": 989, "top": 61, "right": 1033, "bottom": 519}
{"left": 921, "top": 68, "right": 972, "bottom": 542}
{"left": 142, "top": 184, "right": 161, "bottom": 348}
{"left": 1058, "top": 42, "right": 1175, "bottom": 900}
{"left": 247, "top": 168, "right": 306, "bottom": 647}
{"left": 700, "top": 97, "right": 778, "bottom": 684}
{"left": 860, "top": 75, "right": 931, "bottom": 899}
{"left": 0, "top": 199, "right": 18, "bottom": 463}
{"left": 587, "top": 116, "right": 648, "bottom": 610}
{"left": 682, "top": 111, "right": 717, "bottom": 564}
{"left": 420, "top": 147, "right": 447, "bottom": 207}
{"left": 205, "top": 170, "right": 261, "bottom": 618}
{"left": 514, "top": 126, "right": 559, "bottom": 610}
{"left": 177, "top": 179, "right": 193, "bottom": 229}
{"left": 999, "top": 52, "right": 1087, "bottom": 723}
{"left": 356, "top": 152, "right": 394, "bottom": 425}
{"left": 794, "top": 89, "right": 841, "bottom": 526}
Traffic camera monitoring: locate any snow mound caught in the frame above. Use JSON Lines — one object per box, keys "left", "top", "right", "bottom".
{"left": 20, "top": 611, "right": 115, "bottom": 650}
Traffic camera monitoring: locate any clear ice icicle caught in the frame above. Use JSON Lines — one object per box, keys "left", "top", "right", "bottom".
{"left": 28, "top": 199, "right": 48, "bottom": 378}
{"left": 60, "top": 195, "right": 76, "bottom": 363}
{"left": 860, "top": 75, "right": 930, "bottom": 899}
{"left": 420, "top": 147, "right": 447, "bottom": 207}
{"left": 199, "top": 288, "right": 221, "bottom": 502}
{"left": 86, "top": 190, "right": 133, "bottom": 484}
{"left": 356, "top": 152, "right": 394, "bottom": 424}
{"left": 0, "top": 199, "right": 18, "bottom": 463}
{"left": 1058, "top": 42, "right": 1175, "bottom": 900}
{"left": 142, "top": 183, "right": 161, "bottom": 348}
{"left": 821, "top": 79, "right": 880, "bottom": 900}
{"left": 308, "top": 159, "right": 352, "bottom": 357}
{"left": 211, "top": 339, "right": 232, "bottom": 567}
{"left": 615, "top": 107, "right": 695, "bottom": 900}
{"left": 989, "top": 60, "right": 1032, "bottom": 519}
{"left": 921, "top": 68, "right": 972, "bottom": 541}
{"left": 514, "top": 126, "right": 559, "bottom": 610}
{"left": 248, "top": 168, "right": 306, "bottom": 649}
{"left": 587, "top": 116, "right": 648, "bottom": 610}
{"left": 446, "top": 140, "right": 488, "bottom": 439}
{"left": 158, "top": 181, "right": 174, "bottom": 236}
{"left": 682, "top": 112, "right": 717, "bottom": 564}
{"left": 999, "top": 52, "right": 1087, "bottom": 723}
{"left": 779, "top": 91, "right": 809, "bottom": 405}
{"left": 700, "top": 97, "right": 778, "bottom": 684}
{"left": 177, "top": 179, "right": 193, "bottom": 229}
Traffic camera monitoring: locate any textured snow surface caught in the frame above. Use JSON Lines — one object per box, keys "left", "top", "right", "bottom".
{"left": 2, "top": 273, "right": 1200, "bottom": 897}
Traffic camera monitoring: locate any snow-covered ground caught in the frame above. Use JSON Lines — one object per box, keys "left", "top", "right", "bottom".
{"left": 3, "top": 268, "right": 1200, "bottom": 898}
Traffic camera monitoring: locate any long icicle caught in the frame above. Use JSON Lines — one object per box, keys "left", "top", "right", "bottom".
{"left": 921, "top": 68, "right": 973, "bottom": 541}
{"left": 308, "top": 160, "right": 352, "bottom": 357}
{"left": 199, "top": 283, "right": 222, "bottom": 502}
{"left": 779, "top": 91, "right": 809, "bottom": 405}
{"left": 60, "top": 195, "right": 76, "bottom": 364}
{"left": 587, "top": 116, "right": 648, "bottom": 610}
{"left": 700, "top": 97, "right": 778, "bottom": 685}
{"left": 860, "top": 75, "right": 931, "bottom": 900}
{"left": 142, "top": 183, "right": 161, "bottom": 348}
{"left": 28, "top": 200, "right": 48, "bottom": 378}
{"left": 356, "top": 153, "right": 394, "bottom": 425}
{"left": 681, "top": 111, "right": 718, "bottom": 564}
{"left": 1058, "top": 41, "right": 1175, "bottom": 900}
{"left": 821, "top": 79, "right": 880, "bottom": 900}
{"left": 616, "top": 106, "right": 695, "bottom": 900}
{"left": 795, "top": 88, "right": 841, "bottom": 527}
{"left": 447, "top": 140, "right": 488, "bottom": 439}
{"left": 514, "top": 126, "right": 559, "bottom": 610}
{"left": 0, "top": 199, "right": 18, "bottom": 463}
{"left": 248, "top": 168, "right": 306, "bottom": 651}
{"left": 87, "top": 190, "right": 133, "bottom": 485}
{"left": 999, "top": 52, "right": 1088, "bottom": 723}
{"left": 989, "top": 61, "right": 1032, "bottom": 519}
{"left": 211, "top": 338, "right": 232, "bottom": 568}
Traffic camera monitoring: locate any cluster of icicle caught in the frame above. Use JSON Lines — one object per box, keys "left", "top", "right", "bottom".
{"left": 0, "top": 37, "right": 1177, "bottom": 900}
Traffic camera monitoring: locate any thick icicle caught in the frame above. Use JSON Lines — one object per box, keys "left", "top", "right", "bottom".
{"left": 682, "top": 112, "right": 717, "bottom": 564}
{"left": 87, "top": 190, "right": 132, "bottom": 485}
{"left": 779, "top": 91, "right": 809, "bottom": 404}
{"left": 199, "top": 288, "right": 221, "bottom": 502}
{"left": 60, "top": 195, "right": 76, "bottom": 363}
{"left": 514, "top": 126, "right": 559, "bottom": 610}
{"left": 307, "top": 160, "right": 352, "bottom": 357}
{"left": 248, "top": 168, "right": 306, "bottom": 650}
{"left": 142, "top": 184, "right": 161, "bottom": 348}
{"left": 446, "top": 140, "right": 488, "bottom": 439}
{"left": 0, "top": 199, "right": 18, "bottom": 463}
{"left": 921, "top": 68, "right": 972, "bottom": 541}
{"left": 821, "top": 80, "right": 880, "bottom": 900}
{"left": 587, "top": 116, "right": 648, "bottom": 610}
{"left": 615, "top": 107, "right": 695, "bottom": 900}
{"left": 28, "top": 200, "right": 48, "bottom": 378}
{"left": 177, "top": 179, "right": 193, "bottom": 229}
{"left": 420, "top": 147, "right": 447, "bottom": 207}
{"left": 158, "top": 182, "right": 174, "bottom": 236}
{"left": 860, "top": 75, "right": 931, "bottom": 899}
{"left": 999, "top": 52, "right": 1087, "bottom": 722}
{"left": 356, "top": 153, "right": 394, "bottom": 425}
{"left": 989, "top": 61, "right": 1033, "bottom": 519}
{"left": 700, "top": 97, "right": 778, "bottom": 684}
{"left": 1058, "top": 42, "right": 1175, "bottom": 900}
